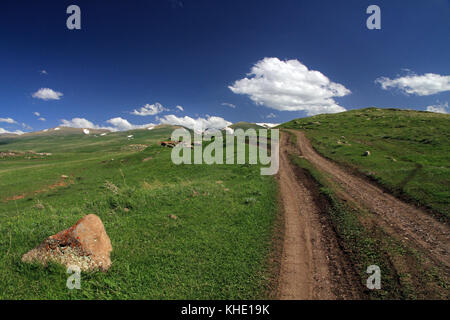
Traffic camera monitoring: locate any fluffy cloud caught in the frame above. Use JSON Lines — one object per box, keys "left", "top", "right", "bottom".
{"left": 0, "top": 128, "right": 24, "bottom": 135}
{"left": 60, "top": 117, "right": 155, "bottom": 132}
{"left": 32, "top": 88, "right": 63, "bottom": 100}
{"left": 58, "top": 113, "right": 231, "bottom": 133}
{"left": 131, "top": 103, "right": 168, "bottom": 116}
{"left": 33, "top": 112, "right": 46, "bottom": 121}
{"left": 229, "top": 57, "right": 350, "bottom": 116}
{"left": 266, "top": 113, "right": 277, "bottom": 119}
{"left": 376, "top": 73, "right": 450, "bottom": 96}
{"left": 221, "top": 102, "right": 236, "bottom": 109}
{"left": 176, "top": 105, "right": 184, "bottom": 111}
{"left": 60, "top": 118, "right": 99, "bottom": 129}
{"left": 426, "top": 102, "right": 448, "bottom": 114}
{"left": 106, "top": 117, "right": 155, "bottom": 131}
{"left": 159, "top": 115, "right": 232, "bottom": 133}
{"left": 0, "top": 117, "right": 17, "bottom": 124}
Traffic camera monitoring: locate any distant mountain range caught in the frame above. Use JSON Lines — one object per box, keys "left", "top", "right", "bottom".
{"left": 0, "top": 122, "right": 280, "bottom": 137}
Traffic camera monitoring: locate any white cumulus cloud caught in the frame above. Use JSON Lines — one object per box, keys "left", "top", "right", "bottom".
{"left": 0, "top": 128, "right": 24, "bottom": 135}
{"left": 426, "top": 102, "right": 448, "bottom": 114}
{"left": 60, "top": 118, "right": 98, "bottom": 129}
{"left": 32, "top": 88, "right": 63, "bottom": 100}
{"left": 376, "top": 73, "right": 450, "bottom": 96}
{"left": 106, "top": 117, "right": 155, "bottom": 131}
{"left": 60, "top": 117, "right": 155, "bottom": 132}
{"left": 33, "top": 112, "right": 46, "bottom": 121}
{"left": 229, "top": 57, "right": 350, "bottom": 116}
{"left": 159, "top": 114, "right": 232, "bottom": 133}
{"left": 0, "top": 117, "right": 17, "bottom": 124}
{"left": 131, "top": 103, "right": 168, "bottom": 116}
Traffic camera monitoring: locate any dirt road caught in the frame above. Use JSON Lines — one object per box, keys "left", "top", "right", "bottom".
{"left": 277, "top": 132, "right": 363, "bottom": 299}
{"left": 288, "top": 130, "right": 450, "bottom": 269}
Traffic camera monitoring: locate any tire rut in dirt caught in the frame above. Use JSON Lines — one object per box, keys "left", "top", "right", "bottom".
{"left": 277, "top": 132, "right": 364, "bottom": 299}
{"left": 288, "top": 130, "right": 450, "bottom": 271}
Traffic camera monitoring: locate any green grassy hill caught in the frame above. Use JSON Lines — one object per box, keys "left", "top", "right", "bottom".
{"left": 280, "top": 108, "right": 450, "bottom": 221}
{"left": 230, "top": 122, "right": 265, "bottom": 131}
{"left": 0, "top": 126, "right": 277, "bottom": 299}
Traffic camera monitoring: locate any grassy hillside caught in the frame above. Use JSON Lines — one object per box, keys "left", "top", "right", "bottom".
{"left": 280, "top": 108, "right": 450, "bottom": 221}
{"left": 0, "top": 127, "right": 278, "bottom": 299}
{"left": 230, "top": 122, "right": 265, "bottom": 131}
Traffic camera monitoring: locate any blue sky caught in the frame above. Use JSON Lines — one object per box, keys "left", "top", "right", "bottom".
{"left": 1, "top": 0, "right": 449, "bottom": 133}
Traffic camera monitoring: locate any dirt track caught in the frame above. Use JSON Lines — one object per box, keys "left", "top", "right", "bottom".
{"left": 288, "top": 130, "right": 450, "bottom": 269}
{"left": 277, "top": 132, "right": 363, "bottom": 299}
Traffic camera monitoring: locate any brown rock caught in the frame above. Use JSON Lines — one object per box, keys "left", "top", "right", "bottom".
{"left": 168, "top": 214, "right": 178, "bottom": 220}
{"left": 21, "top": 214, "right": 112, "bottom": 272}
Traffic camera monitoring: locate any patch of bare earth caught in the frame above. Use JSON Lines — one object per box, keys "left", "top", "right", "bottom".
{"left": 2, "top": 176, "right": 74, "bottom": 203}
{"left": 276, "top": 132, "right": 364, "bottom": 300}
{"left": 288, "top": 130, "right": 450, "bottom": 271}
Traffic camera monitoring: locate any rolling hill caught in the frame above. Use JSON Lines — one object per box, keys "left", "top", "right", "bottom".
{"left": 229, "top": 121, "right": 265, "bottom": 131}
{"left": 280, "top": 107, "right": 450, "bottom": 220}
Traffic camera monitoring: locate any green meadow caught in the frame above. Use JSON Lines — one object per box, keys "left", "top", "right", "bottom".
{"left": 281, "top": 108, "right": 450, "bottom": 221}
{"left": 0, "top": 126, "right": 278, "bottom": 299}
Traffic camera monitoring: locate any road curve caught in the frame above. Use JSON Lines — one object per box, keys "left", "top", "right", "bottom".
{"left": 288, "top": 130, "right": 450, "bottom": 269}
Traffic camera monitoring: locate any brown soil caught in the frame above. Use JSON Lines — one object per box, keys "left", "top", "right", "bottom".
{"left": 3, "top": 194, "right": 25, "bottom": 202}
{"left": 288, "top": 130, "right": 450, "bottom": 270}
{"left": 3, "top": 177, "right": 74, "bottom": 203}
{"left": 276, "top": 132, "right": 364, "bottom": 299}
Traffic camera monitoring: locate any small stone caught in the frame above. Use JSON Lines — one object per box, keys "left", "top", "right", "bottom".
{"left": 34, "top": 203, "right": 44, "bottom": 210}
{"left": 61, "top": 175, "right": 69, "bottom": 179}
{"left": 168, "top": 214, "right": 178, "bottom": 220}
{"left": 362, "top": 151, "right": 371, "bottom": 156}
